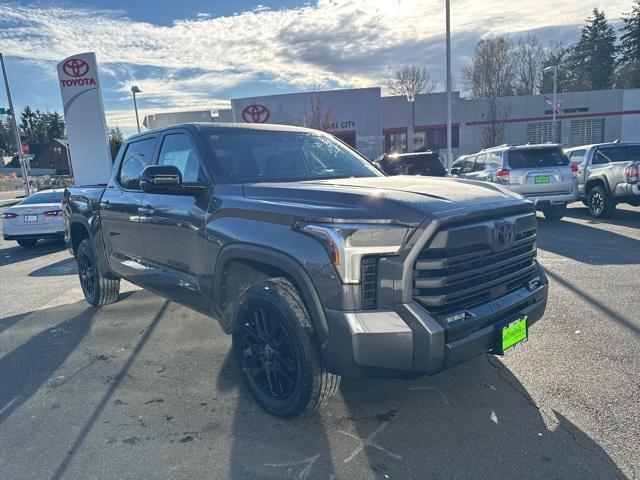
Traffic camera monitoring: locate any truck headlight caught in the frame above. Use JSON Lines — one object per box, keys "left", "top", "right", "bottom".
{"left": 295, "top": 222, "right": 412, "bottom": 284}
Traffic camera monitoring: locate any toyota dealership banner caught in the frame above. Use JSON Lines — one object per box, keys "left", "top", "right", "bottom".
{"left": 57, "top": 52, "right": 112, "bottom": 185}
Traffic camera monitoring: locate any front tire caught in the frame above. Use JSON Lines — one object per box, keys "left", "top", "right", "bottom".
{"left": 76, "top": 239, "right": 120, "bottom": 306}
{"left": 232, "top": 277, "right": 340, "bottom": 418}
{"left": 541, "top": 203, "right": 567, "bottom": 221}
{"left": 17, "top": 239, "right": 38, "bottom": 248}
{"left": 588, "top": 186, "right": 616, "bottom": 219}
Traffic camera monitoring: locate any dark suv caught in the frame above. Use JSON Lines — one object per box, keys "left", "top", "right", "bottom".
{"left": 63, "top": 123, "right": 548, "bottom": 418}
{"left": 373, "top": 151, "right": 447, "bottom": 177}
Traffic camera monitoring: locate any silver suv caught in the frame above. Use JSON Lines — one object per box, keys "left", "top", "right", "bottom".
{"left": 450, "top": 144, "right": 578, "bottom": 220}
{"left": 565, "top": 142, "right": 640, "bottom": 218}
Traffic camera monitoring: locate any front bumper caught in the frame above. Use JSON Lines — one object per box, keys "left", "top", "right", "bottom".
{"left": 321, "top": 265, "right": 548, "bottom": 378}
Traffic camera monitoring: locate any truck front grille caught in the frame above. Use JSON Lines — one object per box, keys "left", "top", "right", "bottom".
{"left": 412, "top": 213, "right": 537, "bottom": 315}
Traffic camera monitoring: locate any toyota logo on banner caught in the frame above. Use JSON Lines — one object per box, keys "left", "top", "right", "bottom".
{"left": 62, "top": 58, "right": 90, "bottom": 77}
{"left": 242, "top": 104, "right": 269, "bottom": 123}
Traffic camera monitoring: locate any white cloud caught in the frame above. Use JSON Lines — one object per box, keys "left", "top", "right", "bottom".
{"left": 0, "top": 0, "right": 632, "bottom": 125}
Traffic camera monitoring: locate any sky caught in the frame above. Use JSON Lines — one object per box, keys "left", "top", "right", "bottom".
{"left": 0, "top": 0, "right": 634, "bottom": 136}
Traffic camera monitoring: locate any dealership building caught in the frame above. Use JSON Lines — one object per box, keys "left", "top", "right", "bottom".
{"left": 143, "top": 87, "right": 640, "bottom": 162}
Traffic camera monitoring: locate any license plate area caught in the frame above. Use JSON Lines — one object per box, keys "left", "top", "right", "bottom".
{"left": 494, "top": 315, "right": 528, "bottom": 355}
{"left": 534, "top": 175, "right": 550, "bottom": 184}
{"left": 24, "top": 215, "right": 38, "bottom": 223}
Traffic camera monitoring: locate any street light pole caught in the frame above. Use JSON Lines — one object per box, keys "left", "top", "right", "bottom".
{"left": 544, "top": 66, "right": 558, "bottom": 143}
{"left": 131, "top": 85, "right": 142, "bottom": 133}
{"left": 445, "top": 0, "right": 453, "bottom": 169}
{"left": 0, "top": 53, "right": 31, "bottom": 196}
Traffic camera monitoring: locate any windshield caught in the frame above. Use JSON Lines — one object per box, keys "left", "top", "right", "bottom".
{"left": 206, "top": 129, "right": 382, "bottom": 183}
{"left": 507, "top": 148, "right": 569, "bottom": 169}
{"left": 18, "top": 191, "right": 63, "bottom": 205}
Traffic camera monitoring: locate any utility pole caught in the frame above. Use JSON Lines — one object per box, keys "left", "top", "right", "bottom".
{"left": 543, "top": 66, "right": 558, "bottom": 143}
{"left": 445, "top": 0, "right": 453, "bottom": 169}
{"left": 0, "top": 53, "right": 30, "bottom": 196}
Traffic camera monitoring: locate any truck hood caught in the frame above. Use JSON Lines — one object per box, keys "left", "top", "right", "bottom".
{"left": 243, "top": 176, "right": 529, "bottom": 224}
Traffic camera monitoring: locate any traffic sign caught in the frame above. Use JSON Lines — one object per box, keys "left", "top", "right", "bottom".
{"left": 21, "top": 141, "right": 29, "bottom": 154}
{"left": 0, "top": 107, "right": 8, "bottom": 115}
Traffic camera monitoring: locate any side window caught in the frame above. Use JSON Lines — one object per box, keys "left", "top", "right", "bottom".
{"left": 569, "top": 149, "right": 587, "bottom": 165}
{"left": 594, "top": 147, "right": 626, "bottom": 165}
{"left": 473, "top": 154, "right": 487, "bottom": 171}
{"left": 118, "top": 138, "right": 156, "bottom": 190}
{"left": 487, "top": 152, "right": 502, "bottom": 169}
{"left": 158, "top": 133, "right": 206, "bottom": 183}
{"left": 460, "top": 156, "right": 476, "bottom": 174}
{"left": 627, "top": 145, "right": 640, "bottom": 162}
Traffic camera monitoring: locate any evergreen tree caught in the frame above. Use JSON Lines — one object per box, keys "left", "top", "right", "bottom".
{"left": 619, "top": 0, "right": 640, "bottom": 63}
{"left": 566, "top": 8, "right": 617, "bottom": 91}
{"left": 45, "top": 111, "right": 66, "bottom": 140}
{"left": 108, "top": 127, "right": 124, "bottom": 161}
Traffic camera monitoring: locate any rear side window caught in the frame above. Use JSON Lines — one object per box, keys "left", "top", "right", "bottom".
{"left": 594, "top": 146, "right": 627, "bottom": 164}
{"left": 486, "top": 152, "right": 502, "bottom": 169}
{"left": 473, "top": 154, "right": 486, "bottom": 171}
{"left": 628, "top": 145, "right": 640, "bottom": 162}
{"left": 507, "top": 148, "right": 569, "bottom": 169}
{"left": 118, "top": 138, "right": 156, "bottom": 190}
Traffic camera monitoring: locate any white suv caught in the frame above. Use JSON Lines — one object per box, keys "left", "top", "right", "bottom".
{"left": 450, "top": 144, "right": 578, "bottom": 220}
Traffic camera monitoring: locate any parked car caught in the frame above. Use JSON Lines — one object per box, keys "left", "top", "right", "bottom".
{"left": 449, "top": 144, "right": 578, "bottom": 220}
{"left": 564, "top": 142, "right": 640, "bottom": 218}
{"left": 373, "top": 151, "right": 446, "bottom": 177}
{"left": 63, "top": 123, "right": 548, "bottom": 418}
{"left": 2, "top": 188, "right": 65, "bottom": 247}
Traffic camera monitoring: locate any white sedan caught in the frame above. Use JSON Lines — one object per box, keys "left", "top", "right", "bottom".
{"left": 2, "top": 189, "right": 65, "bottom": 247}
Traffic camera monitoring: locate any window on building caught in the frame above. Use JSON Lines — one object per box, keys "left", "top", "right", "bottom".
{"left": 414, "top": 126, "right": 459, "bottom": 151}
{"left": 383, "top": 130, "right": 407, "bottom": 154}
{"left": 570, "top": 119, "right": 604, "bottom": 146}
{"left": 526, "top": 122, "right": 560, "bottom": 144}
{"left": 53, "top": 146, "right": 62, "bottom": 156}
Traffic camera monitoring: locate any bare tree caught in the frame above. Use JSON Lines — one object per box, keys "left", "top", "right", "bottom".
{"left": 463, "top": 37, "right": 515, "bottom": 148}
{"left": 463, "top": 37, "right": 515, "bottom": 98}
{"left": 387, "top": 66, "right": 437, "bottom": 100}
{"left": 513, "top": 34, "right": 545, "bottom": 95}
{"left": 304, "top": 96, "right": 333, "bottom": 131}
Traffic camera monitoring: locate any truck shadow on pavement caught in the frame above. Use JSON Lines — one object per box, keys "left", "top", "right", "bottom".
{"left": 537, "top": 215, "right": 640, "bottom": 265}
{"left": 0, "top": 307, "right": 96, "bottom": 425}
{"left": 28, "top": 256, "right": 77, "bottom": 277}
{"left": 223, "top": 351, "right": 627, "bottom": 479}
{"left": 563, "top": 205, "right": 640, "bottom": 229}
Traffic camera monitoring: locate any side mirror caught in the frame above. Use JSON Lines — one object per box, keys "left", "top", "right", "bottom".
{"left": 140, "top": 165, "right": 182, "bottom": 192}
{"left": 449, "top": 167, "right": 460, "bottom": 176}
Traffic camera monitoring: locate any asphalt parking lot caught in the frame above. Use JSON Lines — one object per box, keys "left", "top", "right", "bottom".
{"left": 0, "top": 202, "right": 638, "bottom": 480}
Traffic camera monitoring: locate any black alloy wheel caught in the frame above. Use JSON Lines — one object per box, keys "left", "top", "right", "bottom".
{"left": 77, "top": 247, "right": 97, "bottom": 300}
{"left": 238, "top": 305, "right": 297, "bottom": 400}
{"left": 232, "top": 277, "right": 340, "bottom": 418}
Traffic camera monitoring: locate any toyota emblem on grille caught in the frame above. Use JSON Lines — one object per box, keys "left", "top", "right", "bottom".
{"left": 496, "top": 222, "right": 514, "bottom": 246}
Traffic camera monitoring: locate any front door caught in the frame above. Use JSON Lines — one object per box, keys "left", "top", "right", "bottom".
{"left": 100, "top": 136, "right": 157, "bottom": 281}
{"left": 138, "top": 129, "right": 212, "bottom": 308}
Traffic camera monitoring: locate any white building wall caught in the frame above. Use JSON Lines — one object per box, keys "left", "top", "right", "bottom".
{"left": 621, "top": 89, "right": 640, "bottom": 141}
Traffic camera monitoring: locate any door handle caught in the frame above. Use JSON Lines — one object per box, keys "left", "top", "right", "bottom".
{"left": 100, "top": 200, "right": 111, "bottom": 210}
{"left": 138, "top": 205, "right": 155, "bottom": 216}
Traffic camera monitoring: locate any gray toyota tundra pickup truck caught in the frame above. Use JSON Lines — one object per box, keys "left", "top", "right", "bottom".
{"left": 63, "top": 123, "right": 548, "bottom": 418}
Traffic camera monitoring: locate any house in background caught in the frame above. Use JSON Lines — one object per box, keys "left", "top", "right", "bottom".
{"left": 31, "top": 138, "right": 72, "bottom": 175}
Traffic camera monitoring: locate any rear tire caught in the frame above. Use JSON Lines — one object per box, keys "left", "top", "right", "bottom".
{"left": 232, "top": 277, "right": 340, "bottom": 418}
{"left": 588, "top": 186, "right": 616, "bottom": 219}
{"left": 76, "top": 239, "right": 120, "bottom": 306}
{"left": 541, "top": 203, "right": 567, "bottom": 221}
{"left": 17, "top": 239, "right": 38, "bottom": 248}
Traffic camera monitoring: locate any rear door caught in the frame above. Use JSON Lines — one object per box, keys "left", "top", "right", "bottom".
{"left": 463, "top": 154, "right": 487, "bottom": 182}
{"left": 138, "top": 129, "right": 212, "bottom": 308}
{"left": 506, "top": 147, "right": 573, "bottom": 196}
{"left": 100, "top": 136, "right": 157, "bottom": 279}
{"left": 591, "top": 145, "right": 632, "bottom": 192}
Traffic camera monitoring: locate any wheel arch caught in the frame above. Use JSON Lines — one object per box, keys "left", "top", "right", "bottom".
{"left": 585, "top": 177, "right": 612, "bottom": 197}
{"left": 215, "top": 244, "right": 330, "bottom": 343}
